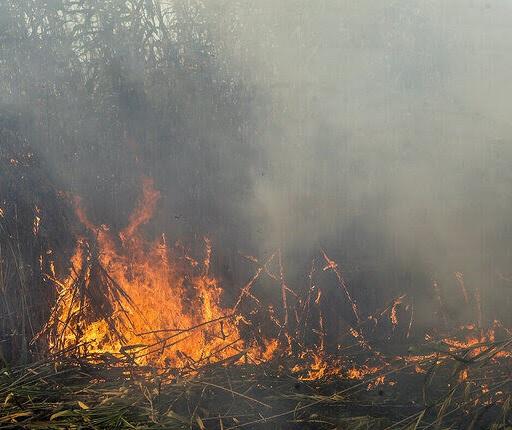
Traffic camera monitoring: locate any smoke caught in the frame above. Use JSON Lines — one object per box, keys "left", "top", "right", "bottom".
{"left": 2, "top": 0, "right": 512, "bottom": 326}
{"left": 209, "top": 0, "right": 512, "bottom": 321}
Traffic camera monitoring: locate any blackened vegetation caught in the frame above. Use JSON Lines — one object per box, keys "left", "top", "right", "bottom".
{"left": 0, "top": 127, "right": 75, "bottom": 363}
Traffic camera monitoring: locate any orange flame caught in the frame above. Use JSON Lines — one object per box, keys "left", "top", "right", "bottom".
{"left": 47, "top": 178, "right": 276, "bottom": 368}
{"left": 43, "top": 180, "right": 512, "bottom": 388}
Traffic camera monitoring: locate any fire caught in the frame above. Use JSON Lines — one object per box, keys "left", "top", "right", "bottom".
{"left": 41, "top": 180, "right": 511, "bottom": 394}
{"left": 346, "top": 364, "right": 382, "bottom": 380}
{"left": 458, "top": 368, "right": 468, "bottom": 382}
{"left": 442, "top": 325, "right": 512, "bottom": 359}
{"left": 33, "top": 205, "right": 41, "bottom": 236}
{"left": 390, "top": 295, "right": 405, "bottom": 329}
{"left": 291, "top": 352, "right": 339, "bottom": 381}
{"left": 46, "top": 178, "right": 276, "bottom": 368}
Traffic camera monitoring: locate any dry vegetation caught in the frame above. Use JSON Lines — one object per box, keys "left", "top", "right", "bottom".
{"left": 1, "top": 1, "right": 512, "bottom": 429}
{"left": 0, "top": 336, "right": 511, "bottom": 429}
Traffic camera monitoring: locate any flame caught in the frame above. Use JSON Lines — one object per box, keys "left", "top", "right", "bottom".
{"left": 33, "top": 206, "right": 41, "bottom": 236}
{"left": 346, "top": 365, "right": 382, "bottom": 380}
{"left": 42, "top": 182, "right": 511, "bottom": 390}
{"left": 291, "top": 353, "right": 384, "bottom": 383}
{"left": 442, "top": 325, "right": 511, "bottom": 359}
{"left": 47, "top": 178, "right": 276, "bottom": 368}
{"left": 458, "top": 368, "right": 468, "bottom": 382}
{"left": 390, "top": 295, "right": 405, "bottom": 329}
{"left": 292, "top": 352, "right": 336, "bottom": 381}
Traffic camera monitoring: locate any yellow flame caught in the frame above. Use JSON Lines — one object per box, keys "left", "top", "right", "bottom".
{"left": 47, "top": 178, "right": 276, "bottom": 368}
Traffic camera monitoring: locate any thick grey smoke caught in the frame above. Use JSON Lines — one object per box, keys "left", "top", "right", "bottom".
{"left": 2, "top": 0, "right": 512, "bottom": 329}
{"left": 209, "top": 0, "right": 512, "bottom": 322}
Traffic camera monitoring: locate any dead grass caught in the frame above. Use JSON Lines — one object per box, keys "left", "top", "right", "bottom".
{"left": 0, "top": 335, "right": 511, "bottom": 430}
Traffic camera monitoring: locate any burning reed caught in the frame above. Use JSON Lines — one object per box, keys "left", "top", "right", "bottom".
{"left": 43, "top": 178, "right": 277, "bottom": 368}
{"left": 1, "top": 1, "right": 512, "bottom": 428}
{"left": 2, "top": 177, "right": 506, "bottom": 428}
{"left": 1, "top": 139, "right": 511, "bottom": 428}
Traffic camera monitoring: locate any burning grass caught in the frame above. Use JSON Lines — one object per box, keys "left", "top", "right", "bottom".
{"left": 1, "top": 333, "right": 511, "bottom": 429}
{"left": 0, "top": 357, "right": 387, "bottom": 429}
{"left": 42, "top": 178, "right": 278, "bottom": 368}
{"left": 2, "top": 2, "right": 512, "bottom": 427}
{"left": 2, "top": 175, "right": 512, "bottom": 428}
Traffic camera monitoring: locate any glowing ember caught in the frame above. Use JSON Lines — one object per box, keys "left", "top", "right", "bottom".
{"left": 33, "top": 206, "right": 41, "bottom": 236}
{"left": 390, "top": 295, "right": 405, "bottom": 330}
{"left": 458, "top": 368, "right": 468, "bottom": 382}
